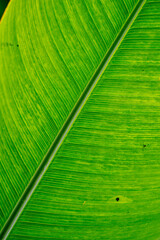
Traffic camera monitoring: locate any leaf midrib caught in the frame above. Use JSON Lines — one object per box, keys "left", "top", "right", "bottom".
{"left": 0, "top": 0, "right": 146, "bottom": 239}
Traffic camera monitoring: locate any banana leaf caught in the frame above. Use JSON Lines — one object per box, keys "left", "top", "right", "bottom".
{"left": 0, "top": 0, "right": 160, "bottom": 239}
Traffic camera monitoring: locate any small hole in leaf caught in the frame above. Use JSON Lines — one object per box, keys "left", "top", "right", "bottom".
{"left": 116, "top": 197, "right": 119, "bottom": 202}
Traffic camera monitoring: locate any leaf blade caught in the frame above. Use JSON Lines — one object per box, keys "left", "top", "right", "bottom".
{"left": 0, "top": 0, "right": 141, "bottom": 233}
{"left": 1, "top": 0, "right": 160, "bottom": 239}
{"left": 2, "top": 0, "right": 160, "bottom": 239}
{"left": 8, "top": 0, "right": 160, "bottom": 238}
{"left": 0, "top": 0, "right": 141, "bottom": 231}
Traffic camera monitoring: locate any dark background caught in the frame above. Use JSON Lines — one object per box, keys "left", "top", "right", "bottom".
{"left": 0, "top": 0, "right": 10, "bottom": 20}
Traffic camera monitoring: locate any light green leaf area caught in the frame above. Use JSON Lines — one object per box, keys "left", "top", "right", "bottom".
{"left": 7, "top": 0, "right": 160, "bottom": 239}
{"left": 0, "top": 0, "right": 139, "bottom": 232}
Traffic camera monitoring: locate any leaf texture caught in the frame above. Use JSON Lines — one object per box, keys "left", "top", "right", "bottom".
{"left": 1, "top": 0, "right": 160, "bottom": 239}
{"left": 0, "top": 0, "right": 141, "bottom": 232}
{"left": 6, "top": 0, "right": 160, "bottom": 239}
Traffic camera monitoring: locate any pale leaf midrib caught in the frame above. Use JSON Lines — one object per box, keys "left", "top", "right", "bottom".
{"left": 0, "top": 0, "right": 146, "bottom": 239}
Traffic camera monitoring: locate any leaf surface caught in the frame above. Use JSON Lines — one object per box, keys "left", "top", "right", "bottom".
{"left": 0, "top": 0, "right": 140, "bottom": 231}
{"left": 1, "top": 0, "right": 160, "bottom": 239}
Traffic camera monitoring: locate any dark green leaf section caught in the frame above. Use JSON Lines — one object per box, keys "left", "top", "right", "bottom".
{"left": 0, "top": 0, "right": 10, "bottom": 19}
{"left": 0, "top": 0, "right": 139, "bottom": 231}
{"left": 8, "top": 0, "right": 160, "bottom": 239}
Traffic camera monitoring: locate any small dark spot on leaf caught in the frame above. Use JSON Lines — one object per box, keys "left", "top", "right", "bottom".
{"left": 17, "top": 44, "right": 19, "bottom": 47}
{"left": 143, "top": 144, "right": 146, "bottom": 148}
{"left": 116, "top": 197, "right": 119, "bottom": 202}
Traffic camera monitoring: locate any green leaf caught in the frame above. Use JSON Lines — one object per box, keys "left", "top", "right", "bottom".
{"left": 1, "top": 0, "right": 160, "bottom": 239}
